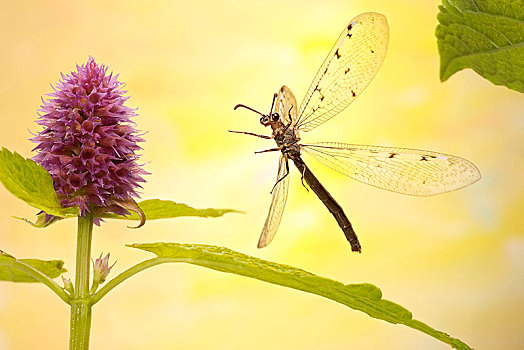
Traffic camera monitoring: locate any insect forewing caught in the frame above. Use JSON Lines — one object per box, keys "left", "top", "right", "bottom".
{"left": 302, "top": 142, "right": 481, "bottom": 196}
{"left": 274, "top": 85, "right": 298, "bottom": 127}
{"left": 258, "top": 154, "right": 290, "bottom": 248}
{"left": 296, "top": 12, "right": 388, "bottom": 132}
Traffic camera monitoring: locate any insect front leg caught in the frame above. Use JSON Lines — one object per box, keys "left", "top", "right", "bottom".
{"left": 228, "top": 130, "right": 272, "bottom": 139}
{"left": 282, "top": 105, "right": 294, "bottom": 133}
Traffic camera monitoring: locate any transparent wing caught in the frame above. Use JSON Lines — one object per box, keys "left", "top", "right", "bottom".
{"left": 258, "top": 154, "right": 290, "bottom": 248}
{"left": 296, "top": 12, "right": 389, "bottom": 132}
{"left": 302, "top": 142, "right": 481, "bottom": 196}
{"left": 274, "top": 85, "right": 298, "bottom": 127}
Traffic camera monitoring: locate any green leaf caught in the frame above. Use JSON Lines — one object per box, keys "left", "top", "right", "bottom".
{"left": 100, "top": 199, "right": 241, "bottom": 221}
{"left": 436, "top": 0, "right": 524, "bottom": 92}
{"left": 127, "top": 243, "right": 472, "bottom": 350}
{"left": 0, "top": 147, "right": 78, "bottom": 217}
{"left": 0, "top": 250, "right": 67, "bottom": 282}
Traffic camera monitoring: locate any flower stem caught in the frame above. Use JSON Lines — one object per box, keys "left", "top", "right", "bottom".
{"left": 91, "top": 258, "right": 172, "bottom": 305}
{"left": 1, "top": 259, "right": 71, "bottom": 303}
{"left": 69, "top": 212, "right": 94, "bottom": 350}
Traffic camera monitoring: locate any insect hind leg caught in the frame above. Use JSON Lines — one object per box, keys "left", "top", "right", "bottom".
{"left": 270, "top": 158, "right": 290, "bottom": 194}
{"left": 293, "top": 157, "right": 309, "bottom": 192}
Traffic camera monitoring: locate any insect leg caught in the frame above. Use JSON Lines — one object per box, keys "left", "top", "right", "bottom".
{"left": 270, "top": 157, "right": 290, "bottom": 194}
{"left": 282, "top": 105, "right": 294, "bottom": 133}
{"left": 228, "top": 130, "right": 272, "bottom": 139}
{"left": 286, "top": 139, "right": 299, "bottom": 147}
{"left": 293, "top": 157, "right": 310, "bottom": 192}
{"left": 255, "top": 147, "right": 282, "bottom": 154}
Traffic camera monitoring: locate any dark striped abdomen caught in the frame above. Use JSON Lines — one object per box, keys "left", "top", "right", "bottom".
{"left": 292, "top": 157, "right": 361, "bottom": 253}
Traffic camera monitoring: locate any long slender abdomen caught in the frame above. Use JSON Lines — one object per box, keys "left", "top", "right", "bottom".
{"left": 292, "top": 157, "right": 361, "bottom": 253}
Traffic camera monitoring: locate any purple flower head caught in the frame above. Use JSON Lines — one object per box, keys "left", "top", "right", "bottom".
{"left": 32, "top": 57, "right": 147, "bottom": 224}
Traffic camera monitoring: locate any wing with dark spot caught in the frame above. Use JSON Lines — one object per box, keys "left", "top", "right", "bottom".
{"left": 296, "top": 12, "right": 388, "bottom": 132}
{"left": 302, "top": 142, "right": 481, "bottom": 196}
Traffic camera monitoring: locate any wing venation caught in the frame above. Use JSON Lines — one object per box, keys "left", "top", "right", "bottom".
{"left": 274, "top": 85, "right": 298, "bottom": 127}
{"left": 303, "top": 142, "right": 481, "bottom": 196}
{"left": 258, "top": 154, "right": 291, "bottom": 248}
{"left": 296, "top": 12, "right": 389, "bottom": 132}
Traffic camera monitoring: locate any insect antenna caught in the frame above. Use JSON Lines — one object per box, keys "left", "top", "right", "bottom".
{"left": 268, "top": 93, "right": 277, "bottom": 115}
{"left": 233, "top": 104, "right": 265, "bottom": 116}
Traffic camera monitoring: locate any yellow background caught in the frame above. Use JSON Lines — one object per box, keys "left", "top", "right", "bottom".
{"left": 0, "top": 1, "right": 523, "bottom": 349}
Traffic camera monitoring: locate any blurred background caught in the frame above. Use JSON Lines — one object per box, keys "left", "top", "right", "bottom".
{"left": 0, "top": 0, "right": 523, "bottom": 349}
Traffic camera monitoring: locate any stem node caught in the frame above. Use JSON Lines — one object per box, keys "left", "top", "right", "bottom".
{"left": 69, "top": 212, "right": 94, "bottom": 350}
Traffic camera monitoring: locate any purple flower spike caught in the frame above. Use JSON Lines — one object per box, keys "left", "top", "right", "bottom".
{"left": 32, "top": 57, "right": 147, "bottom": 226}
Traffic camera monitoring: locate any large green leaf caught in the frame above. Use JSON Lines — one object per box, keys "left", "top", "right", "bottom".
{"left": 126, "top": 243, "right": 471, "bottom": 350}
{"left": 436, "top": 0, "right": 524, "bottom": 92}
{"left": 0, "top": 251, "right": 66, "bottom": 282}
{"left": 14, "top": 198, "right": 238, "bottom": 228}
{"left": 100, "top": 199, "right": 240, "bottom": 221}
{"left": 0, "top": 147, "right": 78, "bottom": 217}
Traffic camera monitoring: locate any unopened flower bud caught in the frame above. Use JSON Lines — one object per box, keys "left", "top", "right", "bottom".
{"left": 92, "top": 253, "right": 115, "bottom": 285}
{"left": 62, "top": 276, "right": 74, "bottom": 295}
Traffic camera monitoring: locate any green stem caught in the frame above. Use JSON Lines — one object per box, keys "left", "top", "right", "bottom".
{"left": 4, "top": 260, "right": 70, "bottom": 303}
{"left": 91, "top": 258, "right": 173, "bottom": 305}
{"left": 69, "top": 212, "right": 94, "bottom": 350}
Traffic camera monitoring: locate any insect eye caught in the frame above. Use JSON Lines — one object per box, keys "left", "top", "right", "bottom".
{"left": 272, "top": 113, "right": 279, "bottom": 121}
{"left": 260, "top": 116, "right": 269, "bottom": 124}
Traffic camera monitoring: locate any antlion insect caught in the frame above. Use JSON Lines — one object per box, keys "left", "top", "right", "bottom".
{"left": 229, "top": 12, "right": 480, "bottom": 252}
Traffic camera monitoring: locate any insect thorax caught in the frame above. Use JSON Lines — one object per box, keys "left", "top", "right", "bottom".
{"left": 274, "top": 128, "right": 301, "bottom": 157}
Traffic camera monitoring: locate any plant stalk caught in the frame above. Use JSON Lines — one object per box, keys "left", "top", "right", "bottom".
{"left": 69, "top": 212, "right": 94, "bottom": 350}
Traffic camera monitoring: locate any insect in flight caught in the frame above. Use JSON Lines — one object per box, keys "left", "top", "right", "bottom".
{"left": 230, "top": 12, "right": 480, "bottom": 253}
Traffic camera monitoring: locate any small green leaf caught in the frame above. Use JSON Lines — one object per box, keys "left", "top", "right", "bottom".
{"left": 0, "top": 147, "right": 78, "bottom": 217}
{"left": 100, "top": 199, "right": 241, "bottom": 221}
{"left": 0, "top": 251, "right": 67, "bottom": 282}
{"left": 436, "top": 0, "right": 524, "bottom": 92}
{"left": 127, "top": 243, "right": 472, "bottom": 350}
